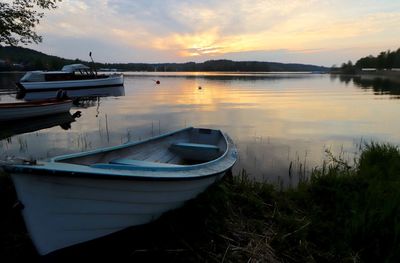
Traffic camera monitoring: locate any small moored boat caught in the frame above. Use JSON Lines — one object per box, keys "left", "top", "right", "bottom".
{"left": 17, "top": 64, "right": 124, "bottom": 91}
{"left": 0, "top": 98, "right": 73, "bottom": 121}
{"left": 4, "top": 127, "right": 237, "bottom": 255}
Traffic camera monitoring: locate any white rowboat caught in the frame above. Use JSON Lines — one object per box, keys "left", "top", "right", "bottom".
{"left": 4, "top": 127, "right": 237, "bottom": 255}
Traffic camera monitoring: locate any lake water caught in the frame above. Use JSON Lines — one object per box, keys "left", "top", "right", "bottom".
{"left": 1, "top": 72, "right": 400, "bottom": 185}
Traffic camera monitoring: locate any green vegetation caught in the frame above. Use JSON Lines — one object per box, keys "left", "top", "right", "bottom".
{"left": 337, "top": 48, "right": 400, "bottom": 74}
{"left": 0, "top": 46, "right": 79, "bottom": 71}
{"left": 356, "top": 49, "right": 400, "bottom": 69}
{"left": 152, "top": 143, "right": 400, "bottom": 262}
{"left": 0, "top": 46, "right": 328, "bottom": 72}
{"left": 0, "top": 0, "right": 60, "bottom": 46}
{"left": 1, "top": 143, "right": 399, "bottom": 261}
{"left": 110, "top": 60, "right": 328, "bottom": 73}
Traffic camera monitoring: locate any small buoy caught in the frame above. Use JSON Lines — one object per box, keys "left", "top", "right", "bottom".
{"left": 198, "top": 86, "right": 202, "bottom": 90}
{"left": 156, "top": 80, "right": 160, "bottom": 84}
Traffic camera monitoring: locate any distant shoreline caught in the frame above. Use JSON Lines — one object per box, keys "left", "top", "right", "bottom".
{"left": 0, "top": 70, "right": 324, "bottom": 74}
{"left": 331, "top": 69, "right": 400, "bottom": 79}
{"left": 0, "top": 46, "right": 329, "bottom": 72}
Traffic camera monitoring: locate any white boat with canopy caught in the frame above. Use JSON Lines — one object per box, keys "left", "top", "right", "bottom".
{"left": 18, "top": 63, "right": 123, "bottom": 91}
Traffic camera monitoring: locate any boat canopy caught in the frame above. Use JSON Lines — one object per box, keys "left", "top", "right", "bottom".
{"left": 20, "top": 71, "right": 46, "bottom": 82}
{"left": 61, "top": 64, "right": 90, "bottom": 73}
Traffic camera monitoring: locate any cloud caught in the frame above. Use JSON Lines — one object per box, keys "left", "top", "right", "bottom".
{"left": 30, "top": 0, "right": 400, "bottom": 65}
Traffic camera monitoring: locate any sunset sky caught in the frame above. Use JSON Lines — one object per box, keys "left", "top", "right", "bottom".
{"left": 29, "top": 0, "right": 400, "bottom": 66}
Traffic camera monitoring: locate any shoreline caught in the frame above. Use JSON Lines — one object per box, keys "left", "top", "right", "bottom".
{"left": 331, "top": 69, "right": 400, "bottom": 79}
{"left": 1, "top": 143, "right": 399, "bottom": 261}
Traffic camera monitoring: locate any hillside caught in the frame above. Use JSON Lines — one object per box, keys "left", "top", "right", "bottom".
{"left": 0, "top": 46, "right": 328, "bottom": 72}
{"left": 0, "top": 46, "right": 78, "bottom": 71}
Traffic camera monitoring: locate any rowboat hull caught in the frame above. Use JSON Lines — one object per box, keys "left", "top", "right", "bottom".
{"left": 19, "top": 74, "right": 124, "bottom": 91}
{"left": 12, "top": 172, "right": 223, "bottom": 255}
{"left": 6, "top": 127, "right": 237, "bottom": 255}
{"left": 0, "top": 100, "right": 73, "bottom": 121}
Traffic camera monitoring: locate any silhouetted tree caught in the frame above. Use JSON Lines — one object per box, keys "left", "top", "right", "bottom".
{"left": 352, "top": 48, "right": 400, "bottom": 70}
{"left": 33, "top": 58, "right": 45, "bottom": 69}
{"left": 340, "top": 60, "right": 355, "bottom": 74}
{"left": 394, "top": 49, "right": 400, "bottom": 68}
{"left": 0, "top": 0, "right": 60, "bottom": 46}
{"left": 355, "top": 55, "right": 376, "bottom": 68}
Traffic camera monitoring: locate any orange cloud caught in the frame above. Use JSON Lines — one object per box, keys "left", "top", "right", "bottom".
{"left": 142, "top": 9, "right": 400, "bottom": 59}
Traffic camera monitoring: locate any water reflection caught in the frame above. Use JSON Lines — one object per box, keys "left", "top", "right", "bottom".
{"left": 333, "top": 74, "right": 400, "bottom": 98}
{"left": 0, "top": 111, "right": 81, "bottom": 140}
{"left": 0, "top": 73, "right": 400, "bottom": 184}
{"left": 123, "top": 71, "right": 315, "bottom": 82}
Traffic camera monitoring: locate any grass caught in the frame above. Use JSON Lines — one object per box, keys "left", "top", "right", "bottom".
{"left": 302, "top": 143, "right": 400, "bottom": 262}
{"left": 0, "top": 142, "right": 399, "bottom": 262}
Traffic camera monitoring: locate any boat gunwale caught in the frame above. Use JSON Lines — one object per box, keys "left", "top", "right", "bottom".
{"left": 6, "top": 164, "right": 233, "bottom": 182}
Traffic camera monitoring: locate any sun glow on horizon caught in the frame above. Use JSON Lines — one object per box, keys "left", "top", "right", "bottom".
{"left": 32, "top": 0, "right": 400, "bottom": 65}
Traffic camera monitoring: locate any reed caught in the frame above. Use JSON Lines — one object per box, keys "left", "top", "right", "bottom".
{"left": 280, "top": 142, "right": 400, "bottom": 262}
{"left": 149, "top": 142, "right": 400, "bottom": 262}
{"left": 0, "top": 142, "right": 399, "bottom": 262}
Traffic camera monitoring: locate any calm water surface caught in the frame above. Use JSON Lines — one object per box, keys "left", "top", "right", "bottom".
{"left": 1, "top": 72, "right": 400, "bottom": 185}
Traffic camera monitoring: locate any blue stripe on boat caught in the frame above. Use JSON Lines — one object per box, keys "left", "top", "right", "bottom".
{"left": 90, "top": 163, "right": 186, "bottom": 172}
{"left": 109, "top": 158, "right": 183, "bottom": 167}
{"left": 171, "top": 142, "right": 219, "bottom": 151}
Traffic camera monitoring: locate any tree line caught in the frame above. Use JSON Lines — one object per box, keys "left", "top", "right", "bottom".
{"left": 0, "top": 46, "right": 76, "bottom": 71}
{"left": 339, "top": 48, "right": 400, "bottom": 74}
{"left": 0, "top": 46, "right": 328, "bottom": 72}
{"left": 107, "top": 60, "right": 327, "bottom": 72}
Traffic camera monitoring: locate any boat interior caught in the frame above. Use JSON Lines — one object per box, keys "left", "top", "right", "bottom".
{"left": 57, "top": 128, "right": 228, "bottom": 167}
